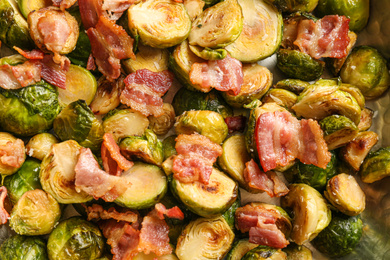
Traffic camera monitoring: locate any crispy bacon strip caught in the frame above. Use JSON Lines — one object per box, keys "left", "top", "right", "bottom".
{"left": 40, "top": 54, "right": 69, "bottom": 89}
{"left": 85, "top": 204, "right": 139, "bottom": 223}
{"left": 294, "top": 15, "right": 350, "bottom": 59}
{"left": 0, "top": 187, "right": 9, "bottom": 225}
{"left": 189, "top": 55, "right": 243, "bottom": 95}
{"left": 79, "top": 0, "right": 103, "bottom": 30}
{"left": 154, "top": 203, "right": 185, "bottom": 220}
{"left": 244, "top": 159, "right": 289, "bottom": 197}
{"left": 0, "top": 138, "right": 25, "bottom": 168}
{"left": 13, "top": 47, "right": 44, "bottom": 60}
{"left": 101, "top": 133, "right": 133, "bottom": 176}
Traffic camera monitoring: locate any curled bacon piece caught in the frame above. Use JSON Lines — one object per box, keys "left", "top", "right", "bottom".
{"left": 154, "top": 203, "right": 185, "bottom": 221}
{"left": 0, "top": 138, "right": 25, "bottom": 169}
{"left": 101, "top": 133, "right": 133, "bottom": 176}
{"left": 85, "top": 204, "right": 139, "bottom": 223}
{"left": 13, "top": 47, "right": 44, "bottom": 60}
{"left": 0, "top": 61, "right": 41, "bottom": 89}
{"left": 0, "top": 187, "right": 9, "bottom": 225}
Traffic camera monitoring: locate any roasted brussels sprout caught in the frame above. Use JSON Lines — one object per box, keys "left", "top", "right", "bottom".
{"left": 242, "top": 245, "right": 287, "bottom": 260}
{"left": 225, "top": 0, "right": 283, "bottom": 62}
{"left": 3, "top": 158, "right": 41, "bottom": 204}
{"left": 0, "top": 234, "right": 48, "bottom": 260}
{"left": 324, "top": 173, "right": 365, "bottom": 216}
{"left": 189, "top": 45, "right": 227, "bottom": 61}
{"left": 0, "top": 132, "right": 25, "bottom": 175}
{"left": 358, "top": 108, "right": 374, "bottom": 131}
{"left": 10, "top": 189, "right": 61, "bottom": 235}
{"left": 276, "top": 49, "right": 324, "bottom": 81}
{"left": 0, "top": 54, "right": 26, "bottom": 66}
{"left": 360, "top": 147, "right": 390, "bottom": 183}
{"left": 119, "top": 129, "right": 164, "bottom": 166}
{"left": 162, "top": 135, "right": 177, "bottom": 160}
{"left": 283, "top": 244, "right": 312, "bottom": 260}
{"left": 311, "top": 213, "right": 363, "bottom": 258}
{"left": 183, "top": 0, "right": 204, "bottom": 21}
{"left": 274, "top": 79, "right": 309, "bottom": 94}
{"left": 316, "top": 0, "right": 369, "bottom": 32}
{"left": 281, "top": 184, "right": 331, "bottom": 245}
{"left": 47, "top": 217, "right": 105, "bottom": 260}
{"left": 0, "top": 0, "right": 34, "bottom": 49}
{"left": 222, "top": 64, "right": 273, "bottom": 108}
{"left": 175, "top": 110, "right": 228, "bottom": 144}
{"left": 26, "top": 133, "right": 59, "bottom": 161}
{"left": 262, "top": 88, "right": 298, "bottom": 109}
{"left": 90, "top": 75, "right": 124, "bottom": 115}
{"left": 148, "top": 103, "right": 175, "bottom": 136}
{"left": 339, "top": 83, "right": 365, "bottom": 110}
{"left": 40, "top": 140, "right": 92, "bottom": 204}
{"left": 189, "top": 0, "right": 243, "bottom": 48}
{"left": 319, "top": 115, "right": 359, "bottom": 150}
{"left": 340, "top": 46, "right": 390, "bottom": 99}
{"left": 127, "top": 0, "right": 191, "bottom": 48}
{"left": 176, "top": 216, "right": 235, "bottom": 260}
{"left": 172, "top": 87, "right": 233, "bottom": 118}
{"left": 103, "top": 108, "right": 149, "bottom": 142}
{"left": 53, "top": 100, "right": 104, "bottom": 153}
{"left": 133, "top": 252, "right": 179, "bottom": 260}
{"left": 267, "top": 0, "right": 318, "bottom": 13}
{"left": 0, "top": 80, "right": 61, "bottom": 136}
{"left": 291, "top": 79, "right": 361, "bottom": 125}
{"left": 226, "top": 239, "right": 259, "bottom": 260}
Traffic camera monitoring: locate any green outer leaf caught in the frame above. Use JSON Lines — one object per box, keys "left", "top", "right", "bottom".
{"left": 222, "top": 191, "right": 241, "bottom": 230}
{"left": 0, "top": 234, "right": 48, "bottom": 260}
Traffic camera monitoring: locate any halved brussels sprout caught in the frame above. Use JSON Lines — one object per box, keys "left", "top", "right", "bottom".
{"left": 172, "top": 87, "right": 233, "bottom": 118}
{"left": 53, "top": 100, "right": 104, "bottom": 153}
{"left": 170, "top": 168, "right": 238, "bottom": 217}
{"left": 358, "top": 108, "right": 374, "bottom": 131}
{"left": 281, "top": 184, "right": 331, "bottom": 245}
{"left": 340, "top": 131, "right": 378, "bottom": 171}
{"left": 311, "top": 213, "right": 363, "bottom": 258}
{"left": 0, "top": 80, "right": 61, "bottom": 136}
{"left": 183, "top": 0, "right": 205, "bottom": 21}
{"left": 0, "top": 0, "right": 34, "bottom": 49}
{"left": 133, "top": 252, "right": 179, "bottom": 260}
{"left": 3, "top": 158, "right": 41, "bottom": 204}
{"left": 267, "top": 0, "right": 318, "bottom": 13}
{"left": 26, "top": 133, "right": 59, "bottom": 161}
{"left": 119, "top": 129, "right": 164, "bottom": 166}
{"left": 148, "top": 103, "right": 175, "bottom": 136}
{"left": 291, "top": 79, "right": 361, "bottom": 125}
{"left": 283, "top": 244, "right": 312, "bottom": 260}
{"left": 40, "top": 140, "right": 93, "bottom": 204}
{"left": 226, "top": 239, "right": 259, "bottom": 260}
{"left": 103, "top": 108, "right": 149, "bottom": 142}
{"left": 162, "top": 135, "right": 177, "bottom": 160}
{"left": 319, "top": 115, "right": 359, "bottom": 150}
{"left": 262, "top": 88, "right": 298, "bottom": 109}
{"left": 316, "top": 0, "right": 369, "bottom": 32}
{"left": 189, "top": 0, "right": 243, "bottom": 48}
{"left": 122, "top": 43, "right": 170, "bottom": 74}
{"left": 222, "top": 64, "right": 273, "bottom": 108}
{"left": 274, "top": 79, "right": 309, "bottom": 94}
{"left": 0, "top": 132, "right": 26, "bottom": 175}
{"left": 339, "top": 83, "right": 365, "bottom": 110}
{"left": 0, "top": 234, "right": 48, "bottom": 260}
{"left": 175, "top": 110, "right": 228, "bottom": 144}
{"left": 127, "top": 0, "right": 191, "bottom": 48}
{"left": 242, "top": 245, "right": 287, "bottom": 260}
{"left": 276, "top": 49, "right": 324, "bottom": 81}
{"left": 176, "top": 216, "right": 235, "bottom": 260}
{"left": 225, "top": 0, "right": 283, "bottom": 62}
{"left": 47, "top": 217, "right": 105, "bottom": 260}
{"left": 340, "top": 46, "right": 390, "bottom": 99}
{"left": 10, "top": 189, "right": 61, "bottom": 235}
{"left": 114, "top": 162, "right": 167, "bottom": 209}
{"left": 18, "top": 0, "right": 51, "bottom": 18}
{"left": 188, "top": 45, "right": 227, "bottom": 60}
{"left": 324, "top": 173, "right": 365, "bottom": 216}
{"left": 360, "top": 147, "right": 390, "bottom": 183}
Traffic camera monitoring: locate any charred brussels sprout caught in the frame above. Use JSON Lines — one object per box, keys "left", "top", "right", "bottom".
{"left": 226, "top": 239, "right": 259, "bottom": 260}
{"left": 0, "top": 132, "right": 25, "bottom": 175}
{"left": 311, "top": 213, "right": 363, "bottom": 258}
{"left": 172, "top": 87, "right": 233, "bottom": 118}
{"left": 10, "top": 189, "right": 61, "bottom": 235}
{"left": 175, "top": 110, "right": 228, "bottom": 144}
{"left": 0, "top": 80, "right": 60, "bottom": 136}
{"left": 358, "top": 108, "right": 374, "bottom": 131}
{"left": 47, "top": 217, "right": 105, "bottom": 260}
{"left": 340, "top": 46, "right": 390, "bottom": 99}
{"left": 242, "top": 245, "right": 287, "bottom": 260}
{"left": 281, "top": 184, "right": 331, "bottom": 245}
{"left": 176, "top": 216, "right": 235, "bottom": 260}
{"left": 119, "top": 129, "right": 164, "bottom": 166}
{"left": 26, "top": 133, "right": 59, "bottom": 161}
{"left": 0, "top": 0, "right": 34, "bottom": 49}
{"left": 283, "top": 244, "right": 312, "bottom": 260}
{"left": 127, "top": 0, "right": 191, "bottom": 48}
{"left": 262, "top": 88, "right": 298, "bottom": 109}
{"left": 316, "top": 0, "right": 369, "bottom": 32}
{"left": 267, "top": 0, "right": 318, "bottom": 13}
{"left": 274, "top": 79, "right": 309, "bottom": 94}
{"left": 0, "top": 234, "right": 48, "bottom": 260}
{"left": 189, "top": 0, "right": 243, "bottom": 48}
{"left": 360, "top": 147, "right": 390, "bottom": 183}
{"left": 148, "top": 103, "right": 175, "bottom": 136}
{"left": 3, "top": 158, "right": 41, "bottom": 204}
{"left": 276, "top": 49, "right": 324, "bottom": 81}
{"left": 53, "top": 100, "right": 104, "bottom": 153}
{"left": 319, "top": 115, "right": 359, "bottom": 150}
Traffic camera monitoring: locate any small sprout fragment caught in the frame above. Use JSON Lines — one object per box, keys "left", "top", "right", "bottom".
{"left": 26, "top": 133, "right": 59, "bottom": 161}
{"left": 262, "top": 88, "right": 298, "bottom": 110}
{"left": 319, "top": 115, "right": 359, "bottom": 150}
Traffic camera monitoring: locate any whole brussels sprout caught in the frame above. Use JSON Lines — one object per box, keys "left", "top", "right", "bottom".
{"left": 10, "top": 189, "right": 61, "bottom": 236}
{"left": 26, "top": 133, "right": 59, "bottom": 161}
{"left": 0, "top": 80, "right": 61, "bottom": 136}
{"left": 47, "top": 217, "right": 105, "bottom": 260}
{"left": 360, "top": 147, "right": 390, "bottom": 183}
{"left": 268, "top": 0, "right": 318, "bottom": 13}
{"left": 340, "top": 46, "right": 390, "bottom": 99}
{"left": 3, "top": 158, "right": 41, "bottom": 204}
{"left": 0, "top": 234, "right": 48, "bottom": 260}
{"left": 0, "top": 132, "right": 26, "bottom": 175}
{"left": 53, "top": 100, "right": 104, "bottom": 153}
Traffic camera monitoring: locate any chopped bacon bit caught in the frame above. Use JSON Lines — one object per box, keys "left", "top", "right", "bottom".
{"left": 13, "top": 47, "right": 44, "bottom": 60}
{"left": 225, "top": 115, "right": 246, "bottom": 133}
{"left": 0, "top": 187, "right": 9, "bottom": 225}
{"left": 120, "top": 69, "right": 174, "bottom": 117}
{"left": 235, "top": 204, "right": 289, "bottom": 249}
{"left": 0, "top": 61, "right": 42, "bottom": 89}
{"left": 79, "top": 0, "right": 103, "bottom": 30}
{"left": 101, "top": 133, "right": 133, "bottom": 176}
{"left": 75, "top": 148, "right": 130, "bottom": 202}
{"left": 87, "top": 54, "right": 96, "bottom": 71}
{"left": 189, "top": 54, "right": 243, "bottom": 95}
{"left": 40, "top": 54, "right": 69, "bottom": 89}
{"left": 154, "top": 203, "right": 185, "bottom": 221}
{"left": 85, "top": 204, "right": 139, "bottom": 223}
{"left": 52, "top": 0, "right": 78, "bottom": 10}
{"left": 294, "top": 15, "right": 350, "bottom": 59}
{"left": 244, "top": 159, "right": 289, "bottom": 197}
{"left": 102, "top": 0, "right": 134, "bottom": 20}
{"left": 0, "top": 138, "right": 25, "bottom": 168}
{"left": 175, "top": 133, "right": 223, "bottom": 161}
